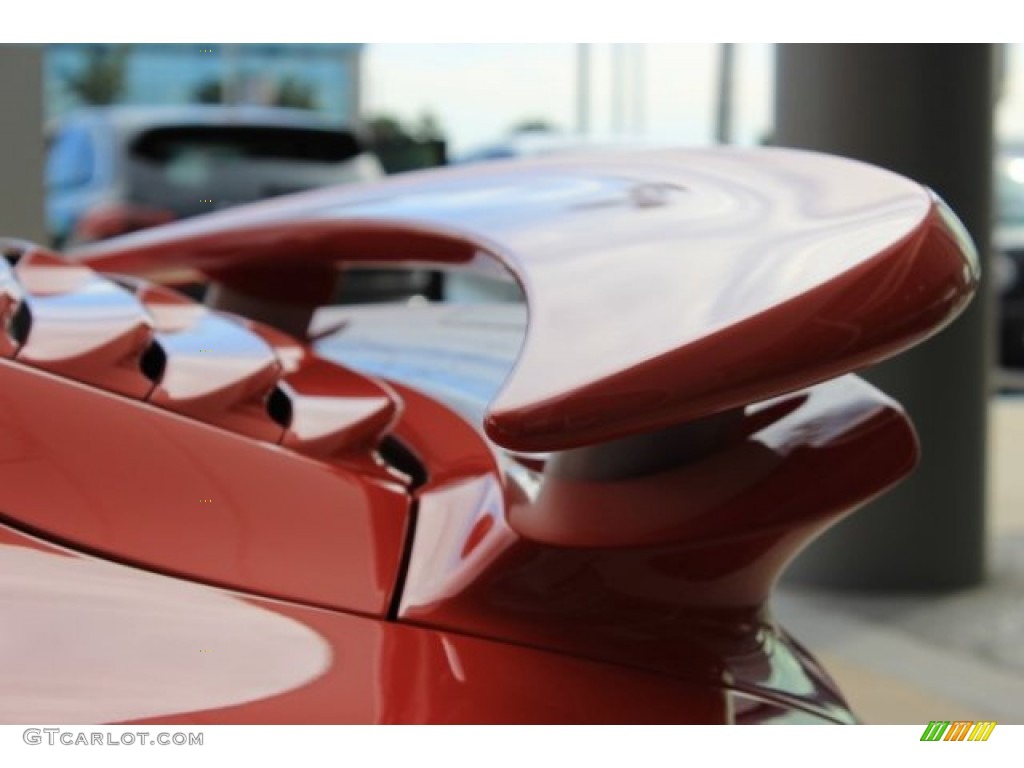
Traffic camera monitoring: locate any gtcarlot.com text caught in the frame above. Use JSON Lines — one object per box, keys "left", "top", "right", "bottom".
{"left": 23, "top": 728, "right": 203, "bottom": 746}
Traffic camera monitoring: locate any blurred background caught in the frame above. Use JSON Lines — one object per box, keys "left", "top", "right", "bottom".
{"left": 1, "top": 42, "right": 1023, "bottom": 723}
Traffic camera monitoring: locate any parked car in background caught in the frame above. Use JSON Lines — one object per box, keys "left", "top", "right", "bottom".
{"left": 996, "top": 142, "right": 1024, "bottom": 369}
{"left": 46, "top": 105, "right": 379, "bottom": 247}
{"left": 47, "top": 105, "right": 433, "bottom": 302}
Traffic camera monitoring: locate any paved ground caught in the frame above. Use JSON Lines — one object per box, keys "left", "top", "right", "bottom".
{"left": 775, "top": 396, "right": 1024, "bottom": 724}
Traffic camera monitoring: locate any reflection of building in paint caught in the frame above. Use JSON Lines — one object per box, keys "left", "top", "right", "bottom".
{"left": 45, "top": 44, "right": 364, "bottom": 124}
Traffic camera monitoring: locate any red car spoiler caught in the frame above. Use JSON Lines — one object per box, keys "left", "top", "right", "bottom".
{"left": 75, "top": 147, "right": 978, "bottom": 454}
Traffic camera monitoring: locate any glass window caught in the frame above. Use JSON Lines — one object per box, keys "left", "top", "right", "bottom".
{"left": 46, "top": 127, "right": 95, "bottom": 191}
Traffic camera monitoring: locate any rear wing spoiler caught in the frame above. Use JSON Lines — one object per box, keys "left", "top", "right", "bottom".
{"left": 75, "top": 147, "right": 978, "bottom": 453}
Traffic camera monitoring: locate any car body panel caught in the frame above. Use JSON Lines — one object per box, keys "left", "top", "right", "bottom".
{"left": 1, "top": 147, "right": 980, "bottom": 723}
{"left": 0, "top": 522, "right": 744, "bottom": 725}
{"left": 0, "top": 354, "right": 410, "bottom": 614}
{"left": 341, "top": 357, "right": 902, "bottom": 723}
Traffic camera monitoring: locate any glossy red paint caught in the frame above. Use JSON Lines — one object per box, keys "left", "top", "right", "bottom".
{"left": 387, "top": 375, "right": 906, "bottom": 721}
{"left": 0, "top": 522, "right": 804, "bottom": 725}
{"left": 78, "top": 148, "right": 978, "bottom": 453}
{"left": 1, "top": 257, "right": 825, "bottom": 723}
{"left": 13, "top": 249, "right": 155, "bottom": 398}
{"left": 134, "top": 281, "right": 401, "bottom": 452}
{"left": 277, "top": 356, "right": 400, "bottom": 458}
{"left": 145, "top": 301, "right": 284, "bottom": 441}
{"left": 0, "top": 355, "right": 409, "bottom": 614}
{"left": 0, "top": 147, "right": 980, "bottom": 723}
{"left": 73, "top": 202, "right": 176, "bottom": 243}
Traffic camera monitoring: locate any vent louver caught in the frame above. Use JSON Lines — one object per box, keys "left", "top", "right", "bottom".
{"left": 0, "top": 249, "right": 401, "bottom": 459}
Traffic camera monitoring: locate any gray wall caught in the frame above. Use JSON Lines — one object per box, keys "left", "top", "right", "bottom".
{"left": 0, "top": 45, "right": 46, "bottom": 243}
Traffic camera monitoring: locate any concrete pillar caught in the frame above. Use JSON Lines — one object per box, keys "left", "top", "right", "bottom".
{"left": 775, "top": 44, "right": 994, "bottom": 590}
{"left": 347, "top": 46, "right": 363, "bottom": 123}
{"left": 0, "top": 45, "right": 46, "bottom": 243}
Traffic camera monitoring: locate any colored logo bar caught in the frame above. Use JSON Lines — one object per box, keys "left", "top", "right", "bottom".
{"left": 920, "top": 721, "right": 996, "bottom": 741}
